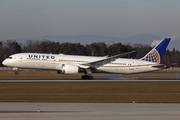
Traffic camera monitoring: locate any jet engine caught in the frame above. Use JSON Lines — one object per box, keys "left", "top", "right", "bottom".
{"left": 56, "top": 64, "right": 79, "bottom": 74}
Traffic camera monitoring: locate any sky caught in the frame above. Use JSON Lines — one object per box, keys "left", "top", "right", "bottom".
{"left": 0, "top": 0, "right": 180, "bottom": 40}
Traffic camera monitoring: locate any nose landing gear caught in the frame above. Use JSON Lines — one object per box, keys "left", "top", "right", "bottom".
{"left": 15, "top": 71, "right": 19, "bottom": 75}
{"left": 13, "top": 67, "right": 19, "bottom": 75}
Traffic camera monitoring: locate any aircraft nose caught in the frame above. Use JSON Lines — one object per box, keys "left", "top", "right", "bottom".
{"left": 2, "top": 59, "right": 8, "bottom": 66}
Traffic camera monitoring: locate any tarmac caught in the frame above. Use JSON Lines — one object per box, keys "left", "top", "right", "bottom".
{"left": 0, "top": 102, "right": 180, "bottom": 120}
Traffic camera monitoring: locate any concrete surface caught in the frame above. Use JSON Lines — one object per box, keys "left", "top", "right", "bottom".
{"left": 0, "top": 103, "right": 180, "bottom": 120}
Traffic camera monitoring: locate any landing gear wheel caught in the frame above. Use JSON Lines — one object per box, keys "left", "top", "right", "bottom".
{"left": 89, "top": 76, "right": 93, "bottom": 80}
{"left": 81, "top": 75, "right": 93, "bottom": 80}
{"left": 15, "top": 71, "right": 19, "bottom": 75}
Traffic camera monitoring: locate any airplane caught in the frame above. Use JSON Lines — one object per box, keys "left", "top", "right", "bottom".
{"left": 2, "top": 38, "right": 171, "bottom": 79}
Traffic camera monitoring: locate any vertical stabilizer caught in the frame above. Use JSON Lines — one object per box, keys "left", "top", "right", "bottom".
{"left": 141, "top": 38, "right": 171, "bottom": 63}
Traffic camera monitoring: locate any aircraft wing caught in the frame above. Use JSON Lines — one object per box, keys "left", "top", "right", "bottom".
{"left": 79, "top": 51, "right": 135, "bottom": 69}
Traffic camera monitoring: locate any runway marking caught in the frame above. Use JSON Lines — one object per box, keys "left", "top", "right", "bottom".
{"left": 0, "top": 110, "right": 95, "bottom": 113}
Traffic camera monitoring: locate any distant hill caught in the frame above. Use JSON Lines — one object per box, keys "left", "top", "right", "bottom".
{"left": 15, "top": 34, "right": 179, "bottom": 50}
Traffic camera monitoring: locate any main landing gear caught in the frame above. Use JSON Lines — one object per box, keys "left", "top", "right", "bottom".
{"left": 81, "top": 68, "right": 94, "bottom": 80}
{"left": 81, "top": 75, "right": 93, "bottom": 79}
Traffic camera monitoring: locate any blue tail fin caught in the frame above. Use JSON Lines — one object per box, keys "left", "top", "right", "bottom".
{"left": 141, "top": 38, "right": 171, "bottom": 63}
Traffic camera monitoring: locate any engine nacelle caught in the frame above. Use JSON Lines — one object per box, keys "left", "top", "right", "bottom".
{"left": 57, "top": 64, "right": 79, "bottom": 74}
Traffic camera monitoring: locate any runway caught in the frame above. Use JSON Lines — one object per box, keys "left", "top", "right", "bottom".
{"left": 0, "top": 102, "right": 180, "bottom": 120}
{"left": 0, "top": 79, "right": 180, "bottom": 82}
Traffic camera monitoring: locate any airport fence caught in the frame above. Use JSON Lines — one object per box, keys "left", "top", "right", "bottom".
{"left": 0, "top": 67, "right": 12, "bottom": 70}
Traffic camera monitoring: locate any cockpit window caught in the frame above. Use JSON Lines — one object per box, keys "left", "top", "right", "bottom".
{"left": 8, "top": 57, "right": 12, "bottom": 59}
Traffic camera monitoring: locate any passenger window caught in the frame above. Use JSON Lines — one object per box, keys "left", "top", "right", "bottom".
{"left": 8, "top": 57, "right": 12, "bottom": 59}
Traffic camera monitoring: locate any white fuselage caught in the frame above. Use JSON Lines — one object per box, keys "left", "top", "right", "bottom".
{"left": 2, "top": 53, "right": 165, "bottom": 74}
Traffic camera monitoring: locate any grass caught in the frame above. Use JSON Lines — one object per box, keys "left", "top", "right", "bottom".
{"left": 0, "top": 82, "right": 180, "bottom": 102}
{"left": 0, "top": 70, "right": 180, "bottom": 102}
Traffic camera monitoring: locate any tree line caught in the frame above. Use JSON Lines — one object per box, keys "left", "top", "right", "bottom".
{"left": 0, "top": 39, "right": 180, "bottom": 67}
